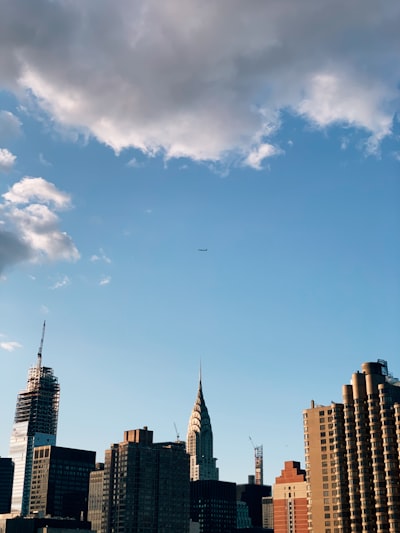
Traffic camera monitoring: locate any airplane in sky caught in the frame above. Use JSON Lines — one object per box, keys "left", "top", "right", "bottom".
{"left": 197, "top": 248, "right": 208, "bottom": 252}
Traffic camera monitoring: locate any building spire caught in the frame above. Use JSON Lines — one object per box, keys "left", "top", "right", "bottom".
{"left": 186, "top": 370, "right": 219, "bottom": 481}
{"left": 37, "top": 321, "right": 46, "bottom": 368}
{"left": 199, "top": 360, "right": 202, "bottom": 388}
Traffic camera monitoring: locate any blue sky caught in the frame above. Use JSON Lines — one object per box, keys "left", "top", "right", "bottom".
{"left": 0, "top": 0, "right": 399, "bottom": 485}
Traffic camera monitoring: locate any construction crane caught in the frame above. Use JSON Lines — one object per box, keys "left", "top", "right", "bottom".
{"left": 249, "top": 436, "right": 263, "bottom": 486}
{"left": 37, "top": 321, "right": 46, "bottom": 367}
{"left": 173, "top": 422, "right": 181, "bottom": 443}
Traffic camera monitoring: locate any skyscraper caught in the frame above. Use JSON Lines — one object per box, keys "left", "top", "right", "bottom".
{"left": 9, "top": 323, "right": 60, "bottom": 515}
{"left": 186, "top": 377, "right": 218, "bottom": 481}
{"left": 101, "top": 427, "right": 190, "bottom": 533}
{"left": 236, "top": 477, "right": 272, "bottom": 529}
{"left": 29, "top": 445, "right": 95, "bottom": 520}
{"left": 303, "top": 360, "right": 400, "bottom": 532}
{"left": 190, "top": 480, "right": 237, "bottom": 533}
{"left": 87, "top": 463, "right": 104, "bottom": 533}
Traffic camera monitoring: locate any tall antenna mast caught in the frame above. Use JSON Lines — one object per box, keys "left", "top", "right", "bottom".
{"left": 37, "top": 321, "right": 46, "bottom": 367}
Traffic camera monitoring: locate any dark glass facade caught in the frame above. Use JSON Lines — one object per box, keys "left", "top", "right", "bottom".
{"left": 190, "top": 479, "right": 237, "bottom": 533}
{"left": 29, "top": 445, "right": 96, "bottom": 520}
{"left": 0, "top": 457, "right": 14, "bottom": 513}
{"left": 236, "top": 482, "right": 272, "bottom": 528}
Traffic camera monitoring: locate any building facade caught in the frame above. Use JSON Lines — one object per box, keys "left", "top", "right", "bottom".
{"left": 29, "top": 445, "right": 95, "bottom": 520}
{"left": 236, "top": 477, "right": 271, "bottom": 529}
{"left": 0, "top": 458, "right": 14, "bottom": 514}
{"left": 273, "top": 461, "right": 307, "bottom": 533}
{"left": 0, "top": 515, "right": 94, "bottom": 532}
{"left": 9, "top": 326, "right": 60, "bottom": 515}
{"left": 87, "top": 463, "right": 104, "bottom": 533}
{"left": 186, "top": 378, "right": 218, "bottom": 481}
{"left": 303, "top": 360, "right": 400, "bottom": 533}
{"left": 190, "top": 479, "right": 236, "bottom": 533}
{"left": 101, "top": 427, "right": 190, "bottom": 533}
{"left": 262, "top": 496, "right": 274, "bottom": 530}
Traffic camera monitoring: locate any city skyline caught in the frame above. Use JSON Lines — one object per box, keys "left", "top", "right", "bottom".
{"left": 1, "top": 0, "right": 399, "bottom": 486}
{"left": 1, "top": 333, "right": 399, "bottom": 487}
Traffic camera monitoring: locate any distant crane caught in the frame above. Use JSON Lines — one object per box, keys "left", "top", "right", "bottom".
{"left": 37, "top": 321, "right": 46, "bottom": 367}
{"left": 174, "top": 422, "right": 181, "bottom": 443}
{"left": 249, "top": 436, "right": 263, "bottom": 486}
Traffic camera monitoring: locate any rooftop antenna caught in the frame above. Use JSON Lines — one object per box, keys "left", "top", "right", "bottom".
{"left": 37, "top": 321, "right": 46, "bottom": 367}
{"left": 249, "top": 436, "right": 263, "bottom": 486}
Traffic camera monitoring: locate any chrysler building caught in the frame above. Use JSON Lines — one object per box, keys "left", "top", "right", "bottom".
{"left": 186, "top": 376, "right": 218, "bottom": 481}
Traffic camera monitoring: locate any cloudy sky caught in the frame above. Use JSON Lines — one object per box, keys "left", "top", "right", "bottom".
{"left": 0, "top": 0, "right": 399, "bottom": 483}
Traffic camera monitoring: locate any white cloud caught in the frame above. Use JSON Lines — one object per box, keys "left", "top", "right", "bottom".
{"left": 297, "top": 73, "right": 393, "bottom": 154}
{"left": 0, "top": 148, "right": 16, "bottom": 172}
{"left": 39, "top": 153, "right": 52, "bottom": 167}
{"left": 244, "top": 143, "right": 283, "bottom": 170}
{"left": 90, "top": 248, "right": 111, "bottom": 264}
{"left": 3, "top": 176, "right": 71, "bottom": 208}
{"left": 126, "top": 157, "right": 142, "bottom": 168}
{"left": 0, "top": 176, "right": 79, "bottom": 273}
{"left": 99, "top": 275, "right": 111, "bottom": 286}
{"left": 0, "top": 340, "right": 22, "bottom": 352}
{"left": 50, "top": 275, "right": 70, "bottom": 289}
{"left": 0, "top": 0, "right": 398, "bottom": 162}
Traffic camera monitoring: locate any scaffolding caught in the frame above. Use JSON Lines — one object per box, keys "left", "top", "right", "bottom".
{"left": 249, "top": 437, "right": 263, "bottom": 485}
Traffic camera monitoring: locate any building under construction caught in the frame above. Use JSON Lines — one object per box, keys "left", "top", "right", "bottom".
{"left": 9, "top": 323, "right": 60, "bottom": 515}
{"left": 249, "top": 437, "right": 264, "bottom": 486}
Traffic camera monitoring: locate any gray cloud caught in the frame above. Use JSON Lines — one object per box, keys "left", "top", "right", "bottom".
{"left": 0, "top": 176, "right": 79, "bottom": 274}
{"left": 0, "top": 229, "right": 31, "bottom": 273}
{"left": 0, "top": 0, "right": 398, "bottom": 161}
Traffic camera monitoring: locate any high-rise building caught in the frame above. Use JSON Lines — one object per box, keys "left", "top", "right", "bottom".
{"left": 0, "top": 457, "right": 14, "bottom": 513}
{"left": 29, "top": 445, "right": 96, "bottom": 520}
{"left": 190, "top": 479, "right": 237, "bottom": 533}
{"left": 237, "top": 476, "right": 272, "bottom": 529}
{"left": 186, "top": 377, "right": 218, "bottom": 481}
{"left": 9, "top": 323, "right": 60, "bottom": 515}
{"left": 101, "top": 427, "right": 190, "bottom": 533}
{"left": 87, "top": 463, "right": 104, "bottom": 533}
{"left": 273, "top": 461, "right": 307, "bottom": 533}
{"left": 303, "top": 360, "right": 400, "bottom": 532}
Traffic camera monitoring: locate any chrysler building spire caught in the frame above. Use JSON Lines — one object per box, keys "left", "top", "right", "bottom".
{"left": 186, "top": 375, "right": 218, "bottom": 481}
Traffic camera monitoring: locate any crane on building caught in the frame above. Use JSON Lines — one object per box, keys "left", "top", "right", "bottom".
{"left": 174, "top": 422, "right": 181, "bottom": 443}
{"left": 37, "top": 321, "right": 46, "bottom": 367}
{"left": 249, "top": 436, "right": 264, "bottom": 486}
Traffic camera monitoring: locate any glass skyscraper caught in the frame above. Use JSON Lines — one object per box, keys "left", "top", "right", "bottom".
{"left": 9, "top": 325, "right": 60, "bottom": 515}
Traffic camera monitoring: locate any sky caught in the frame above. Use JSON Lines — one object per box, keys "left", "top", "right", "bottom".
{"left": 0, "top": 0, "right": 399, "bottom": 485}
